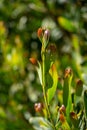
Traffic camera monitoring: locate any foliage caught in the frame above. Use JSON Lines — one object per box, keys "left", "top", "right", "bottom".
{"left": 0, "top": 0, "right": 87, "bottom": 129}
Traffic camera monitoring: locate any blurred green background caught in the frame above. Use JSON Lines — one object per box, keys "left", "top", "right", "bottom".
{"left": 0, "top": 0, "right": 87, "bottom": 129}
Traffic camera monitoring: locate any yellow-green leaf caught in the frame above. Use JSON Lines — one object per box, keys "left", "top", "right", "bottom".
{"left": 58, "top": 16, "right": 76, "bottom": 32}
{"left": 47, "top": 64, "right": 58, "bottom": 104}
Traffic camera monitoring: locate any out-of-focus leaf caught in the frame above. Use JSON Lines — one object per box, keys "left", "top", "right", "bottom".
{"left": 72, "top": 35, "right": 82, "bottom": 66}
{"left": 29, "top": 117, "right": 53, "bottom": 130}
{"left": 0, "top": 119, "right": 6, "bottom": 130}
{"left": 0, "top": 107, "right": 6, "bottom": 118}
{"left": 58, "top": 16, "right": 76, "bottom": 32}
{"left": 47, "top": 64, "right": 58, "bottom": 104}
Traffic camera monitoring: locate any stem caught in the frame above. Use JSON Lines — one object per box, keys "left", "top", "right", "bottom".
{"left": 42, "top": 47, "right": 49, "bottom": 118}
{"left": 41, "top": 47, "right": 57, "bottom": 130}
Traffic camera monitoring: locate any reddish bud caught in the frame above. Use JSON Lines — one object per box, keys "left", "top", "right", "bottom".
{"left": 37, "top": 28, "right": 44, "bottom": 41}
{"left": 44, "top": 29, "right": 50, "bottom": 42}
{"left": 64, "top": 67, "right": 72, "bottom": 78}
{"left": 59, "top": 104, "right": 66, "bottom": 114}
{"left": 59, "top": 114, "right": 65, "bottom": 122}
{"left": 34, "top": 103, "right": 43, "bottom": 112}
{"left": 37, "top": 28, "right": 50, "bottom": 48}
{"left": 29, "top": 58, "right": 37, "bottom": 65}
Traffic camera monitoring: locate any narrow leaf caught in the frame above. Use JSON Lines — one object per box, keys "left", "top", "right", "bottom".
{"left": 63, "top": 77, "right": 69, "bottom": 107}
{"left": 76, "top": 79, "right": 83, "bottom": 96}
{"left": 63, "top": 68, "right": 73, "bottom": 122}
{"left": 36, "top": 62, "right": 42, "bottom": 85}
{"left": 47, "top": 64, "right": 58, "bottom": 104}
{"left": 61, "top": 120, "right": 71, "bottom": 130}
{"left": 84, "top": 90, "right": 87, "bottom": 117}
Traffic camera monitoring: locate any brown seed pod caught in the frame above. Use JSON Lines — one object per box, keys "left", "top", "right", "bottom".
{"left": 47, "top": 44, "right": 57, "bottom": 54}
{"left": 70, "top": 112, "right": 78, "bottom": 121}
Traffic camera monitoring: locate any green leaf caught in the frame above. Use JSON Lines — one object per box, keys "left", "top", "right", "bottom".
{"left": 58, "top": 16, "right": 76, "bottom": 32}
{"left": 47, "top": 64, "right": 58, "bottom": 104}
{"left": 76, "top": 79, "right": 83, "bottom": 96}
{"left": 84, "top": 90, "right": 87, "bottom": 117}
{"left": 63, "top": 78, "right": 69, "bottom": 107}
{"left": 36, "top": 62, "right": 42, "bottom": 85}
{"left": 61, "top": 120, "right": 71, "bottom": 130}
{"left": 63, "top": 68, "right": 73, "bottom": 122}
{"left": 66, "top": 76, "right": 72, "bottom": 114}
{"left": 46, "top": 73, "right": 53, "bottom": 90}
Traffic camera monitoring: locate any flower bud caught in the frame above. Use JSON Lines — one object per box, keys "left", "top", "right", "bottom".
{"left": 43, "top": 29, "right": 50, "bottom": 48}
{"left": 59, "top": 104, "right": 66, "bottom": 114}
{"left": 64, "top": 67, "right": 72, "bottom": 78}
{"left": 34, "top": 103, "right": 43, "bottom": 112}
{"left": 44, "top": 29, "right": 50, "bottom": 41}
{"left": 29, "top": 58, "right": 37, "bottom": 65}
{"left": 59, "top": 114, "right": 65, "bottom": 122}
{"left": 37, "top": 28, "right": 50, "bottom": 49}
{"left": 37, "top": 28, "right": 44, "bottom": 42}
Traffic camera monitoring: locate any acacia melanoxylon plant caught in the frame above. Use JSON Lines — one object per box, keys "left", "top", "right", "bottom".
{"left": 29, "top": 28, "right": 87, "bottom": 130}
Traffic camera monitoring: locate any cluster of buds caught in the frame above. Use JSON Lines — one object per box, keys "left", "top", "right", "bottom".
{"left": 37, "top": 28, "right": 50, "bottom": 49}
{"left": 59, "top": 104, "right": 66, "bottom": 123}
